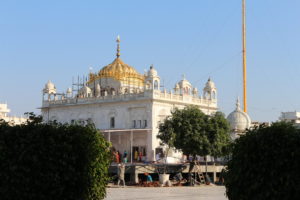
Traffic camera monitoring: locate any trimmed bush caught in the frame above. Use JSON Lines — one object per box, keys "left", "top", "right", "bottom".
{"left": 225, "top": 122, "right": 300, "bottom": 200}
{"left": 0, "top": 115, "right": 111, "bottom": 200}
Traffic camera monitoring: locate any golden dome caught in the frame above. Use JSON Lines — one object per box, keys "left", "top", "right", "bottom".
{"left": 89, "top": 58, "right": 145, "bottom": 86}
{"left": 88, "top": 36, "right": 145, "bottom": 86}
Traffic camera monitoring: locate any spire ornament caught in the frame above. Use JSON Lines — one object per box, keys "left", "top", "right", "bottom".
{"left": 236, "top": 97, "right": 241, "bottom": 111}
{"left": 116, "top": 35, "right": 120, "bottom": 58}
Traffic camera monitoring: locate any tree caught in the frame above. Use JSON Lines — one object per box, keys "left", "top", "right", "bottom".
{"left": 157, "top": 106, "right": 231, "bottom": 159}
{"left": 224, "top": 122, "right": 300, "bottom": 200}
{"left": 0, "top": 114, "right": 112, "bottom": 200}
{"left": 206, "top": 111, "right": 231, "bottom": 158}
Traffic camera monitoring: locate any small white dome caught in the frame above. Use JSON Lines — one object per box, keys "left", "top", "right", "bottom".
{"left": 79, "top": 85, "right": 92, "bottom": 96}
{"left": 227, "top": 99, "right": 251, "bottom": 132}
{"left": 147, "top": 65, "right": 158, "bottom": 77}
{"left": 175, "top": 83, "right": 179, "bottom": 89}
{"left": 66, "top": 88, "right": 72, "bottom": 94}
{"left": 43, "top": 80, "right": 56, "bottom": 94}
{"left": 204, "top": 78, "right": 216, "bottom": 90}
{"left": 178, "top": 75, "right": 192, "bottom": 88}
{"left": 45, "top": 80, "right": 55, "bottom": 90}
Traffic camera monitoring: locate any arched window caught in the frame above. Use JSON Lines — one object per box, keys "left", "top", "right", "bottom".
{"left": 111, "top": 88, "right": 115, "bottom": 95}
{"left": 204, "top": 91, "right": 210, "bottom": 99}
{"left": 212, "top": 91, "right": 216, "bottom": 99}
{"left": 146, "top": 81, "right": 152, "bottom": 90}
{"left": 154, "top": 80, "right": 159, "bottom": 90}
{"left": 110, "top": 117, "right": 115, "bottom": 128}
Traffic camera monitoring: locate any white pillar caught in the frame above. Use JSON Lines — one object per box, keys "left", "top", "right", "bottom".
{"left": 147, "top": 129, "right": 153, "bottom": 162}
{"left": 130, "top": 129, "right": 133, "bottom": 164}
{"left": 108, "top": 130, "right": 111, "bottom": 143}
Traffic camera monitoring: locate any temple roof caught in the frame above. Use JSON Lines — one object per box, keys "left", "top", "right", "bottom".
{"left": 88, "top": 36, "right": 145, "bottom": 86}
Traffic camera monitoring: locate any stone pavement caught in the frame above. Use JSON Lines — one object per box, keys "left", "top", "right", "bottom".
{"left": 105, "top": 186, "right": 228, "bottom": 200}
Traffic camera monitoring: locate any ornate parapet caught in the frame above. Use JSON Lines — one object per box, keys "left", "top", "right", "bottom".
{"left": 42, "top": 90, "right": 217, "bottom": 109}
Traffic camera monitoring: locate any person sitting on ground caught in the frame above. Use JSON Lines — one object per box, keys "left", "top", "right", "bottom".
{"left": 174, "top": 171, "right": 183, "bottom": 182}
{"left": 145, "top": 173, "right": 153, "bottom": 184}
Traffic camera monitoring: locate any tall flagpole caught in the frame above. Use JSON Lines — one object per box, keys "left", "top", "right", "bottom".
{"left": 242, "top": 0, "right": 247, "bottom": 113}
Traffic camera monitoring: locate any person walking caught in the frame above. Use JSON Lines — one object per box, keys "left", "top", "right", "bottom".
{"left": 117, "top": 163, "right": 125, "bottom": 187}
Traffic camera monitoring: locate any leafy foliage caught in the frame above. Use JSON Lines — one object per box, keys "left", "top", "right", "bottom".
{"left": 207, "top": 111, "right": 231, "bottom": 157}
{"left": 157, "top": 106, "right": 231, "bottom": 158}
{"left": 0, "top": 114, "right": 111, "bottom": 200}
{"left": 225, "top": 122, "right": 300, "bottom": 200}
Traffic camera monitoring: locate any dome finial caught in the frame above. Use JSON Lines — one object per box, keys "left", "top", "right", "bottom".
{"left": 116, "top": 35, "right": 120, "bottom": 58}
{"left": 236, "top": 97, "right": 241, "bottom": 111}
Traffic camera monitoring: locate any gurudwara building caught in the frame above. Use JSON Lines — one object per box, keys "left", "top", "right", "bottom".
{"left": 40, "top": 37, "right": 218, "bottom": 162}
{"left": 0, "top": 103, "right": 27, "bottom": 125}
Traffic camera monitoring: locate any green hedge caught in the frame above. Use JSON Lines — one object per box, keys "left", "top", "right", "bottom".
{"left": 225, "top": 122, "right": 300, "bottom": 200}
{"left": 0, "top": 116, "right": 111, "bottom": 200}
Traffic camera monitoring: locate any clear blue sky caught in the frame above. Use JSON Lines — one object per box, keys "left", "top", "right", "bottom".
{"left": 1, "top": 0, "right": 299, "bottom": 122}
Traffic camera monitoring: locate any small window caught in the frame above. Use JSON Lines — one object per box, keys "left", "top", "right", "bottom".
{"left": 144, "top": 120, "right": 147, "bottom": 128}
{"left": 110, "top": 117, "right": 115, "bottom": 128}
{"left": 154, "top": 80, "right": 159, "bottom": 90}
{"left": 133, "top": 120, "right": 136, "bottom": 128}
{"left": 139, "top": 120, "right": 142, "bottom": 128}
{"left": 212, "top": 91, "right": 216, "bottom": 99}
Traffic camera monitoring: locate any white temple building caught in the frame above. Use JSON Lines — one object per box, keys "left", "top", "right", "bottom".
{"left": 0, "top": 103, "right": 27, "bottom": 125}
{"left": 40, "top": 37, "right": 218, "bottom": 162}
{"left": 279, "top": 111, "right": 300, "bottom": 128}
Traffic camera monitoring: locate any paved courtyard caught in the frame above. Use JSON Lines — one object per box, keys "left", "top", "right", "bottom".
{"left": 105, "top": 186, "right": 228, "bottom": 200}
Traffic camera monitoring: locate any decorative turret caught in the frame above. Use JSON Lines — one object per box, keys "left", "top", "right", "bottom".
{"left": 43, "top": 80, "right": 57, "bottom": 100}
{"left": 66, "top": 88, "right": 72, "bottom": 98}
{"left": 79, "top": 85, "right": 92, "bottom": 98}
{"left": 192, "top": 87, "right": 198, "bottom": 96}
{"left": 177, "top": 75, "right": 192, "bottom": 95}
{"left": 43, "top": 80, "right": 56, "bottom": 94}
{"left": 95, "top": 83, "right": 101, "bottom": 97}
{"left": 145, "top": 65, "right": 160, "bottom": 91}
{"left": 174, "top": 83, "right": 180, "bottom": 94}
{"left": 203, "top": 78, "right": 217, "bottom": 100}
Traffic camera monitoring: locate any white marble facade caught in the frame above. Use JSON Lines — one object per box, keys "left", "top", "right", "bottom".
{"left": 40, "top": 37, "right": 218, "bottom": 162}
{"left": 0, "top": 103, "right": 28, "bottom": 125}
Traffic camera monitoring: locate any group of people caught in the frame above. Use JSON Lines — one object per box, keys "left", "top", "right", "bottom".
{"left": 133, "top": 150, "right": 144, "bottom": 162}
{"left": 113, "top": 150, "right": 128, "bottom": 163}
